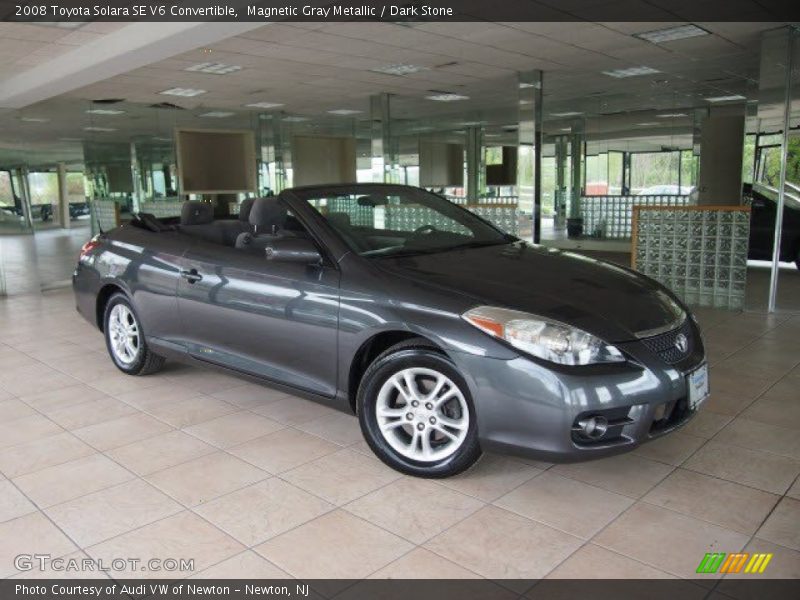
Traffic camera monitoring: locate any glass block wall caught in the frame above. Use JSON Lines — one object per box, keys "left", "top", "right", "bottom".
{"left": 140, "top": 199, "right": 183, "bottom": 219}
{"left": 90, "top": 199, "right": 121, "bottom": 233}
{"left": 633, "top": 207, "right": 750, "bottom": 310}
{"left": 385, "top": 204, "right": 520, "bottom": 236}
{"left": 582, "top": 195, "right": 691, "bottom": 239}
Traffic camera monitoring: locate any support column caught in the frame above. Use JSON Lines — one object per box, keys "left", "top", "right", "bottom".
{"left": 517, "top": 70, "right": 543, "bottom": 243}
{"left": 258, "top": 112, "right": 288, "bottom": 194}
{"left": 465, "top": 126, "right": 484, "bottom": 202}
{"left": 130, "top": 141, "right": 143, "bottom": 214}
{"left": 554, "top": 136, "right": 568, "bottom": 229}
{"left": 17, "top": 168, "right": 34, "bottom": 230}
{"left": 370, "top": 93, "right": 399, "bottom": 183}
{"left": 57, "top": 162, "right": 70, "bottom": 229}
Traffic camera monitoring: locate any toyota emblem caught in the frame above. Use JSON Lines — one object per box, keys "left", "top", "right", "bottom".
{"left": 674, "top": 333, "right": 689, "bottom": 353}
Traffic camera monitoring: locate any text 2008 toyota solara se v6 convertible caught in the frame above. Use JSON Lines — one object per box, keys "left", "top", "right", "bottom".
{"left": 73, "top": 184, "right": 708, "bottom": 477}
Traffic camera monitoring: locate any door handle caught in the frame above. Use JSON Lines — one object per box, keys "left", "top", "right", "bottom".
{"left": 180, "top": 268, "right": 203, "bottom": 283}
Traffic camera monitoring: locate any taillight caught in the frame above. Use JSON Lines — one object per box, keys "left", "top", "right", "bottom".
{"left": 80, "top": 236, "right": 102, "bottom": 257}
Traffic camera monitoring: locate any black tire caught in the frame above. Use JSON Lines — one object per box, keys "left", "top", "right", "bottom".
{"left": 103, "top": 292, "right": 165, "bottom": 376}
{"left": 357, "top": 339, "right": 481, "bottom": 478}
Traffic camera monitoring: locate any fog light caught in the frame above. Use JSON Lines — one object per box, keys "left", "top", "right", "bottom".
{"left": 577, "top": 415, "right": 609, "bottom": 439}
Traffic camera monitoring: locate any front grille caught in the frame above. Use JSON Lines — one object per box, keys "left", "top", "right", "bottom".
{"left": 641, "top": 319, "right": 693, "bottom": 365}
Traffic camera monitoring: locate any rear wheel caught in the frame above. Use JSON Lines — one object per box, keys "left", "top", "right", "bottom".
{"left": 103, "top": 293, "right": 165, "bottom": 376}
{"left": 357, "top": 340, "right": 481, "bottom": 477}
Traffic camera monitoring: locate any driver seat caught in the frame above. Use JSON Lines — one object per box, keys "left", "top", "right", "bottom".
{"left": 235, "top": 197, "right": 293, "bottom": 252}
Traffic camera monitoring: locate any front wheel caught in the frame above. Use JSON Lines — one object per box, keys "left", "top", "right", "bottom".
{"left": 357, "top": 340, "right": 481, "bottom": 478}
{"left": 103, "top": 293, "right": 165, "bottom": 376}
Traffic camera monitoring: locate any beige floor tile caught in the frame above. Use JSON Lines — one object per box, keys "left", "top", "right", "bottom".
{"left": 45, "top": 479, "right": 182, "bottom": 547}
{"left": 756, "top": 497, "right": 800, "bottom": 551}
{"left": 146, "top": 452, "right": 268, "bottom": 506}
{"left": 0, "top": 414, "right": 63, "bottom": 450}
{"left": 545, "top": 543, "right": 678, "bottom": 579}
{"left": 86, "top": 511, "right": 244, "bottom": 579}
{"left": 72, "top": 413, "right": 172, "bottom": 451}
{"left": 1, "top": 371, "right": 78, "bottom": 397}
{"left": 229, "top": 428, "right": 340, "bottom": 474}
{"left": 788, "top": 477, "right": 800, "bottom": 501}
{"left": 51, "top": 354, "right": 120, "bottom": 383}
{"left": 113, "top": 383, "right": 205, "bottom": 410}
{"left": 643, "top": 469, "right": 780, "bottom": 535}
{"left": 0, "top": 480, "right": 36, "bottom": 522}
{"left": 741, "top": 396, "right": 800, "bottom": 430}
{"left": 593, "top": 502, "right": 750, "bottom": 579}
{"left": 0, "top": 512, "right": 77, "bottom": 577}
{"left": 757, "top": 376, "right": 800, "bottom": 404}
{"left": 255, "top": 510, "right": 413, "bottom": 579}
{"left": 46, "top": 396, "right": 137, "bottom": 431}
{"left": 184, "top": 412, "right": 284, "bottom": 448}
{"left": 88, "top": 372, "right": 164, "bottom": 396}
{"left": 368, "top": 547, "right": 481, "bottom": 579}
{"left": 191, "top": 551, "right": 291, "bottom": 579}
{"left": 296, "top": 412, "right": 362, "bottom": 447}
{"left": 346, "top": 478, "right": 483, "bottom": 544}
{"left": 282, "top": 449, "right": 400, "bottom": 505}
{"left": 680, "top": 411, "right": 734, "bottom": 439}
{"left": 702, "top": 393, "right": 756, "bottom": 417}
{"left": 145, "top": 395, "right": 238, "bottom": 428}
{"left": 683, "top": 441, "right": 800, "bottom": 495}
{"left": 162, "top": 369, "right": 244, "bottom": 395}
{"left": 552, "top": 454, "right": 673, "bottom": 498}
{"left": 425, "top": 505, "right": 582, "bottom": 580}
{"left": 196, "top": 478, "right": 332, "bottom": 546}
{"left": 20, "top": 383, "right": 108, "bottom": 414}
{"left": 211, "top": 384, "right": 292, "bottom": 410}
{"left": 634, "top": 432, "right": 707, "bottom": 466}
{"left": 0, "top": 399, "right": 36, "bottom": 422}
{"left": 106, "top": 430, "right": 217, "bottom": 475}
{"left": 495, "top": 471, "right": 633, "bottom": 539}
{"left": 253, "top": 396, "right": 339, "bottom": 425}
{"left": 13, "top": 454, "right": 134, "bottom": 508}
{"left": 439, "top": 453, "right": 543, "bottom": 502}
{"left": 0, "top": 431, "right": 95, "bottom": 479}
{"left": 715, "top": 418, "right": 800, "bottom": 461}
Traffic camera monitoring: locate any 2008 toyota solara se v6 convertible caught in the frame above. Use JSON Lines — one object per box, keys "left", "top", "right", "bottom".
{"left": 73, "top": 184, "right": 709, "bottom": 477}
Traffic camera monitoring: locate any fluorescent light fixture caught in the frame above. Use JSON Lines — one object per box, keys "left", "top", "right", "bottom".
{"left": 83, "top": 126, "right": 117, "bottom": 132}
{"left": 425, "top": 93, "right": 469, "bottom": 102}
{"left": 602, "top": 66, "right": 660, "bottom": 78}
{"left": 244, "top": 101, "right": 284, "bottom": 109}
{"left": 459, "top": 121, "right": 486, "bottom": 126}
{"left": 551, "top": 111, "right": 583, "bottom": 117}
{"left": 370, "top": 64, "right": 428, "bottom": 76}
{"left": 656, "top": 113, "right": 688, "bottom": 118}
{"left": 635, "top": 122, "right": 659, "bottom": 126}
{"left": 20, "top": 117, "right": 49, "bottom": 123}
{"left": 185, "top": 62, "right": 242, "bottom": 75}
{"left": 85, "top": 109, "right": 125, "bottom": 115}
{"left": 327, "top": 109, "right": 363, "bottom": 115}
{"left": 282, "top": 116, "right": 309, "bottom": 122}
{"left": 559, "top": 127, "right": 571, "bottom": 131}
{"left": 705, "top": 94, "right": 746, "bottom": 102}
{"left": 153, "top": 137, "right": 172, "bottom": 142}
{"left": 199, "top": 111, "right": 234, "bottom": 118}
{"left": 59, "top": 137, "right": 83, "bottom": 141}
{"left": 635, "top": 25, "right": 709, "bottom": 44}
{"left": 159, "top": 88, "right": 206, "bottom": 97}
{"left": 519, "top": 81, "right": 541, "bottom": 89}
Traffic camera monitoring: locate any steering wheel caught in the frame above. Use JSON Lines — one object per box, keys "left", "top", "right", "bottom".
{"left": 413, "top": 224, "right": 438, "bottom": 235}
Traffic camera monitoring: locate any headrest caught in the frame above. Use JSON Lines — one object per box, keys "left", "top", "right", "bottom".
{"left": 181, "top": 201, "right": 213, "bottom": 226}
{"left": 238, "top": 198, "right": 255, "bottom": 222}
{"left": 249, "top": 197, "right": 287, "bottom": 232}
{"left": 327, "top": 212, "right": 351, "bottom": 228}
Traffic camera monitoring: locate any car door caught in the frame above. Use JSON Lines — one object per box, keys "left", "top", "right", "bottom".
{"left": 748, "top": 196, "right": 777, "bottom": 260}
{"left": 175, "top": 237, "right": 340, "bottom": 397}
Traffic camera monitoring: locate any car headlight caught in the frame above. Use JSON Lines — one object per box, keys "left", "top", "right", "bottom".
{"left": 462, "top": 306, "right": 625, "bottom": 366}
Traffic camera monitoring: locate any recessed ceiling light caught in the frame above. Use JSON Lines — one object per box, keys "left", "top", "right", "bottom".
{"left": 282, "top": 116, "right": 309, "bottom": 122}
{"left": 484, "top": 133, "right": 501, "bottom": 138}
{"left": 656, "top": 113, "right": 688, "bottom": 118}
{"left": 85, "top": 109, "right": 125, "bottom": 115}
{"left": 370, "top": 64, "right": 428, "bottom": 76}
{"left": 59, "top": 137, "right": 83, "bottom": 142}
{"left": 83, "top": 126, "right": 117, "bottom": 132}
{"left": 327, "top": 109, "right": 363, "bottom": 115}
{"left": 425, "top": 93, "right": 469, "bottom": 102}
{"left": 705, "top": 94, "right": 746, "bottom": 102}
{"left": 551, "top": 111, "right": 583, "bottom": 117}
{"left": 602, "top": 66, "right": 661, "bottom": 78}
{"left": 244, "top": 101, "right": 285, "bottom": 109}
{"left": 199, "top": 111, "right": 235, "bottom": 118}
{"left": 20, "top": 117, "right": 49, "bottom": 123}
{"left": 153, "top": 137, "right": 172, "bottom": 142}
{"left": 185, "top": 62, "right": 242, "bottom": 75}
{"left": 559, "top": 127, "right": 571, "bottom": 131}
{"left": 159, "top": 88, "right": 207, "bottom": 97}
{"left": 635, "top": 122, "right": 659, "bottom": 126}
{"left": 519, "top": 81, "right": 541, "bottom": 89}
{"left": 635, "top": 25, "right": 709, "bottom": 44}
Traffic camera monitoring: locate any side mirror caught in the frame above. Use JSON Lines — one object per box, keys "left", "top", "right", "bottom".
{"left": 265, "top": 236, "right": 322, "bottom": 264}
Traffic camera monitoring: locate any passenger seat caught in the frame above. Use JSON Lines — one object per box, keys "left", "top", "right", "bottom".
{"left": 216, "top": 197, "right": 256, "bottom": 246}
{"left": 235, "top": 197, "right": 295, "bottom": 253}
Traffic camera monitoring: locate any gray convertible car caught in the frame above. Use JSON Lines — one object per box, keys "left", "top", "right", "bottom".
{"left": 73, "top": 183, "right": 708, "bottom": 477}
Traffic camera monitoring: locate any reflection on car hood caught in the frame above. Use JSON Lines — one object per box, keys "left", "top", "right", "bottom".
{"left": 376, "top": 242, "right": 685, "bottom": 343}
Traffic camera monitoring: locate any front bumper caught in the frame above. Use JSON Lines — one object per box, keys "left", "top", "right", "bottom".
{"left": 452, "top": 319, "right": 706, "bottom": 462}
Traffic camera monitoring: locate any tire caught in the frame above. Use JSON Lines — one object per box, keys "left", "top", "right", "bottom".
{"left": 357, "top": 339, "right": 481, "bottom": 478}
{"left": 103, "top": 293, "right": 165, "bottom": 376}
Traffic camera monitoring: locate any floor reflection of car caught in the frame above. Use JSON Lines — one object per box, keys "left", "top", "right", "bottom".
{"left": 746, "top": 182, "right": 800, "bottom": 269}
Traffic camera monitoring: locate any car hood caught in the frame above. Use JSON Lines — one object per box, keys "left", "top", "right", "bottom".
{"left": 375, "top": 242, "right": 685, "bottom": 343}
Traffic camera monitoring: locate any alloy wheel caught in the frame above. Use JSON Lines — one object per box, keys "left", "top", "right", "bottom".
{"left": 108, "top": 304, "right": 140, "bottom": 365}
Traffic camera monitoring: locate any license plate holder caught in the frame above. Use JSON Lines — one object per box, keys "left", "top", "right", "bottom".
{"left": 688, "top": 364, "right": 709, "bottom": 410}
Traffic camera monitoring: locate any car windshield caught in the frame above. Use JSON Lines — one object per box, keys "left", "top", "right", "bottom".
{"left": 296, "top": 186, "right": 514, "bottom": 258}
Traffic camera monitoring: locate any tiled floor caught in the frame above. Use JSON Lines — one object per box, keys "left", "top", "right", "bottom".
{"left": 0, "top": 288, "right": 799, "bottom": 587}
